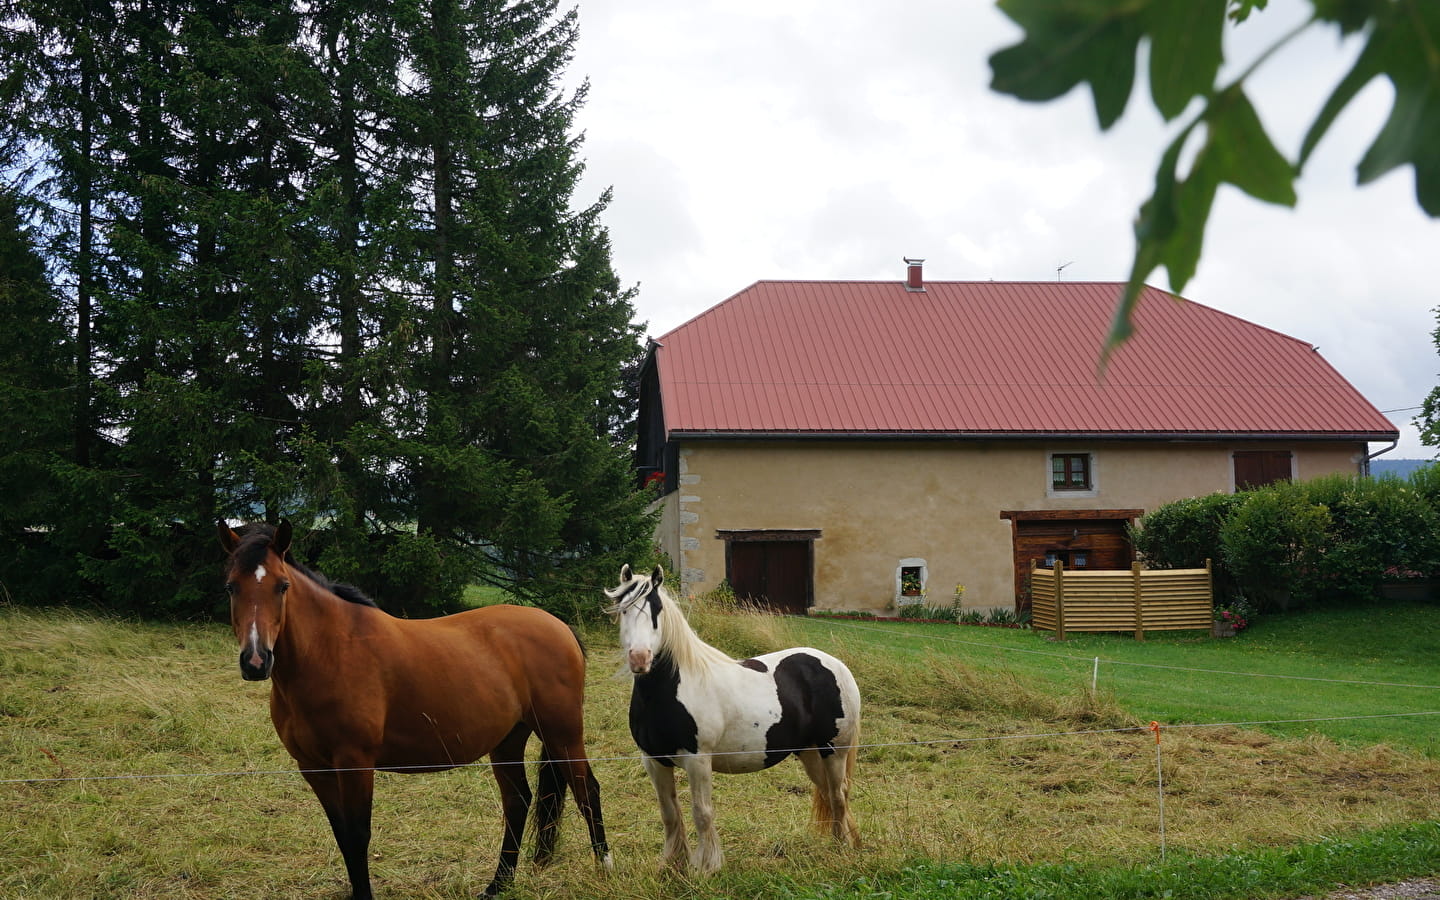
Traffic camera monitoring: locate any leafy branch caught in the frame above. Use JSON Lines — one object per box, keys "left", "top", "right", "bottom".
{"left": 989, "top": 0, "right": 1440, "bottom": 358}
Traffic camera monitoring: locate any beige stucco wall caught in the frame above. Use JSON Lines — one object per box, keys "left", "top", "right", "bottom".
{"left": 658, "top": 439, "right": 1369, "bottom": 614}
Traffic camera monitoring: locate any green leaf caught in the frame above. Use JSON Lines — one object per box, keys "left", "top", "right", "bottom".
{"left": 1106, "top": 86, "right": 1292, "bottom": 361}
{"left": 1146, "top": 0, "right": 1227, "bottom": 121}
{"left": 1167, "top": 147, "right": 1223, "bottom": 288}
{"left": 1103, "top": 121, "right": 1197, "bottom": 363}
{"left": 1355, "top": 7, "right": 1440, "bottom": 214}
{"left": 1302, "top": 1, "right": 1440, "bottom": 216}
{"left": 1228, "top": 0, "right": 1270, "bottom": 24}
{"left": 1297, "top": 27, "right": 1382, "bottom": 170}
{"left": 1311, "top": 0, "right": 1384, "bottom": 34}
{"left": 989, "top": 0, "right": 1150, "bottom": 130}
{"left": 990, "top": 0, "right": 1227, "bottom": 128}
{"left": 1203, "top": 87, "right": 1297, "bottom": 205}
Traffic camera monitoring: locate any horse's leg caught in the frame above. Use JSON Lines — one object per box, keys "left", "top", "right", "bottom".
{"left": 571, "top": 760, "right": 611, "bottom": 870}
{"left": 642, "top": 756, "right": 688, "bottom": 870}
{"left": 684, "top": 755, "right": 723, "bottom": 873}
{"left": 484, "top": 723, "right": 534, "bottom": 898}
{"left": 302, "top": 766, "right": 376, "bottom": 900}
{"left": 530, "top": 753, "right": 567, "bottom": 867}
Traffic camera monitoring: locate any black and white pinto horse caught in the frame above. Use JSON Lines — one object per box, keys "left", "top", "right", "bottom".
{"left": 605, "top": 564, "right": 861, "bottom": 873}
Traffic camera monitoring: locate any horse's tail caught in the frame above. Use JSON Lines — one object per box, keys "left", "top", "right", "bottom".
{"left": 811, "top": 720, "right": 861, "bottom": 847}
{"left": 568, "top": 624, "right": 587, "bottom": 660}
{"left": 531, "top": 753, "right": 569, "bottom": 865}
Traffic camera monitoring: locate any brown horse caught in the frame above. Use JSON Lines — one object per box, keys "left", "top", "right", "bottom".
{"left": 218, "top": 521, "right": 609, "bottom": 899}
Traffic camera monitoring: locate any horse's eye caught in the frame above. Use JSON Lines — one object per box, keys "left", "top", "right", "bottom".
{"left": 277, "top": 580, "right": 290, "bottom": 594}
{"left": 224, "top": 582, "right": 238, "bottom": 596}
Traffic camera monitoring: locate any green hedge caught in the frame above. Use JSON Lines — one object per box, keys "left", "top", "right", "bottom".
{"left": 1133, "top": 467, "right": 1440, "bottom": 613}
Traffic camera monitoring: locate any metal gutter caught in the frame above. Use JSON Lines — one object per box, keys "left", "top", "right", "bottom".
{"left": 1363, "top": 437, "right": 1399, "bottom": 476}
{"left": 668, "top": 430, "right": 1401, "bottom": 443}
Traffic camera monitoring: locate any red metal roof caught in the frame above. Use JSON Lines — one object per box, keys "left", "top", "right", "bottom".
{"left": 653, "top": 280, "right": 1398, "bottom": 440}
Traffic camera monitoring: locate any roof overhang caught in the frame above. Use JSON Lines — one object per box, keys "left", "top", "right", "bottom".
{"left": 667, "top": 430, "right": 1399, "bottom": 443}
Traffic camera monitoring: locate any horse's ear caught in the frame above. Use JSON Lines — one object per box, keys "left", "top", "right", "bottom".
{"left": 273, "top": 519, "right": 293, "bottom": 556}
{"left": 650, "top": 565, "right": 665, "bottom": 586}
{"left": 620, "top": 563, "right": 632, "bottom": 582}
{"left": 217, "top": 521, "right": 239, "bottom": 554}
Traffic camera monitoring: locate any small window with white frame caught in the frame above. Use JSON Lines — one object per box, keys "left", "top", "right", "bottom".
{"left": 895, "top": 558, "right": 927, "bottom": 606}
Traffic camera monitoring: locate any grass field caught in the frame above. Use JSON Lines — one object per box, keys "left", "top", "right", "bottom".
{"left": 787, "top": 600, "right": 1440, "bottom": 752}
{"left": 3, "top": 600, "right": 1440, "bottom": 898}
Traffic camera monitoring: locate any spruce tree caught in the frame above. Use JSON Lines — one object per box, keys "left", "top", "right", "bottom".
{"left": 0, "top": 188, "right": 75, "bottom": 600}
{"left": 378, "top": 0, "right": 652, "bottom": 611}
{"left": 86, "top": 0, "right": 324, "bottom": 611}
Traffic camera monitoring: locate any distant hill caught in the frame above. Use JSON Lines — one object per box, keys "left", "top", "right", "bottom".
{"left": 1370, "top": 458, "right": 1437, "bottom": 479}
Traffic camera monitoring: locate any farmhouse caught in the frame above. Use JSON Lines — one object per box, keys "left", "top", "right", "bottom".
{"left": 635, "top": 261, "right": 1399, "bottom": 615}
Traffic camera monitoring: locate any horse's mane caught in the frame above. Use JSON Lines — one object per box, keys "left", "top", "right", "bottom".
{"left": 648, "top": 581, "right": 735, "bottom": 678}
{"left": 230, "top": 524, "right": 378, "bottom": 608}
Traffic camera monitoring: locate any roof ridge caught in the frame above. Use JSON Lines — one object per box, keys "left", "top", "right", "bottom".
{"left": 747, "top": 278, "right": 1135, "bottom": 286}
{"left": 655, "top": 280, "right": 761, "bottom": 341}
{"left": 1170, "top": 295, "right": 1321, "bottom": 352}
{"left": 656, "top": 279, "right": 1142, "bottom": 340}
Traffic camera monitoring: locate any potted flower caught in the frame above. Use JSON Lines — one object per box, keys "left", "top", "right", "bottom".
{"left": 900, "top": 571, "right": 923, "bottom": 596}
{"left": 1212, "top": 601, "right": 1251, "bottom": 637}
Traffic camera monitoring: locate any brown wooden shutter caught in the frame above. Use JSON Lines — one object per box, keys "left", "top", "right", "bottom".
{"left": 1234, "top": 450, "right": 1292, "bottom": 490}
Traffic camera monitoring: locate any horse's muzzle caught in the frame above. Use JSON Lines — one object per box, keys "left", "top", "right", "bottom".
{"left": 627, "top": 648, "right": 652, "bottom": 675}
{"left": 239, "top": 645, "right": 274, "bottom": 681}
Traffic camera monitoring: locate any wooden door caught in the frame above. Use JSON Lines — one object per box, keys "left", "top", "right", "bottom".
{"left": 727, "top": 540, "right": 811, "bottom": 614}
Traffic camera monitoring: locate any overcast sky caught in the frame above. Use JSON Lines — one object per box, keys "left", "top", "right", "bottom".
{"left": 565, "top": 0, "right": 1440, "bottom": 458}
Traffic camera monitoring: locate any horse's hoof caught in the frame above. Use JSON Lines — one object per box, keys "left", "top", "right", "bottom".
{"left": 479, "top": 874, "right": 513, "bottom": 897}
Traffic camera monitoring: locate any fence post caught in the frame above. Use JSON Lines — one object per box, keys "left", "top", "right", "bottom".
{"left": 1132, "top": 561, "right": 1145, "bottom": 641}
{"left": 1053, "top": 560, "right": 1066, "bottom": 640}
{"left": 1205, "top": 557, "right": 1214, "bottom": 617}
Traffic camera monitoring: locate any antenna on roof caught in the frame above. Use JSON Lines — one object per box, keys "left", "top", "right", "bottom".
{"left": 1056, "top": 261, "right": 1074, "bottom": 281}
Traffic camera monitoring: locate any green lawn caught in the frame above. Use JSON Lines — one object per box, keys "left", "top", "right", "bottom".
{"left": 724, "top": 821, "right": 1440, "bottom": 900}
{"left": 791, "top": 599, "right": 1440, "bottom": 753}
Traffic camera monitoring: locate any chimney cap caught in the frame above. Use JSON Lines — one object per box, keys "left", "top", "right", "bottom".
{"left": 904, "top": 257, "right": 925, "bottom": 292}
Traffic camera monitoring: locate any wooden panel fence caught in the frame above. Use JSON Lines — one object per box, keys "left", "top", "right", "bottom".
{"left": 1030, "top": 560, "right": 1214, "bottom": 639}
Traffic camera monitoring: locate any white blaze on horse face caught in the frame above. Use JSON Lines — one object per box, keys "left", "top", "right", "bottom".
{"left": 618, "top": 583, "right": 659, "bottom": 675}
{"left": 245, "top": 620, "right": 266, "bottom": 669}
{"left": 254, "top": 564, "right": 267, "bottom": 583}
{"left": 235, "top": 582, "right": 274, "bottom": 660}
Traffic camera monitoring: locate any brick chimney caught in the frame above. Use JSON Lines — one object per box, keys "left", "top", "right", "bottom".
{"left": 904, "top": 257, "right": 925, "bottom": 292}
